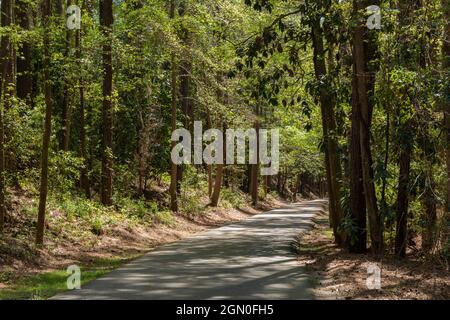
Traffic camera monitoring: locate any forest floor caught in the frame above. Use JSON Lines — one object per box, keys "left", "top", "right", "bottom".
{"left": 0, "top": 186, "right": 285, "bottom": 299}
{"left": 295, "top": 211, "right": 450, "bottom": 300}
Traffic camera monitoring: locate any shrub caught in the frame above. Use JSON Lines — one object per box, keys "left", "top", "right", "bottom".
{"left": 221, "top": 188, "right": 245, "bottom": 208}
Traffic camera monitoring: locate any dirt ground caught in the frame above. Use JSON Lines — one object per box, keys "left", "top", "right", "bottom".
{"left": 295, "top": 212, "right": 450, "bottom": 300}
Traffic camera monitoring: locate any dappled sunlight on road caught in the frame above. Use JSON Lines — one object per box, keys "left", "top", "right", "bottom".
{"left": 53, "top": 200, "right": 327, "bottom": 300}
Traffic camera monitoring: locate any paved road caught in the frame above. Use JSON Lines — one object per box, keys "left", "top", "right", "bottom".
{"left": 54, "top": 200, "right": 327, "bottom": 300}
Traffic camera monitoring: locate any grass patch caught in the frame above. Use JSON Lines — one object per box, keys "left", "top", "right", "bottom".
{"left": 0, "top": 255, "right": 138, "bottom": 300}
{"left": 292, "top": 240, "right": 330, "bottom": 254}
{"left": 291, "top": 217, "right": 334, "bottom": 254}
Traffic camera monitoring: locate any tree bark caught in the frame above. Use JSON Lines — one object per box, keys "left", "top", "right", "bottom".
{"left": 16, "top": 0, "right": 32, "bottom": 103}
{"left": 61, "top": 0, "right": 73, "bottom": 151}
{"left": 442, "top": 0, "right": 450, "bottom": 252}
{"left": 421, "top": 168, "right": 437, "bottom": 251}
{"left": 77, "top": 0, "right": 90, "bottom": 198}
{"left": 100, "top": 0, "right": 113, "bottom": 206}
{"left": 352, "top": 0, "right": 383, "bottom": 255}
{"left": 0, "top": 0, "right": 15, "bottom": 233}
{"left": 169, "top": 0, "right": 178, "bottom": 212}
{"left": 206, "top": 108, "right": 213, "bottom": 197}
{"left": 35, "top": 0, "right": 53, "bottom": 246}
{"left": 251, "top": 106, "right": 260, "bottom": 206}
{"left": 311, "top": 18, "right": 344, "bottom": 245}
{"left": 395, "top": 140, "right": 412, "bottom": 257}
{"left": 349, "top": 76, "right": 367, "bottom": 253}
{"left": 0, "top": 0, "right": 14, "bottom": 108}
{"left": 394, "top": 0, "right": 423, "bottom": 257}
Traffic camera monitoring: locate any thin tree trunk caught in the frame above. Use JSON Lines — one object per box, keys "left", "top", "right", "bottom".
{"left": 35, "top": 0, "right": 53, "bottom": 246}
{"left": 349, "top": 75, "right": 367, "bottom": 253}
{"left": 61, "top": 0, "right": 73, "bottom": 151}
{"left": 422, "top": 168, "right": 437, "bottom": 251}
{"left": 394, "top": 0, "right": 423, "bottom": 257}
{"left": 169, "top": 0, "right": 178, "bottom": 212}
{"left": 0, "top": 0, "right": 14, "bottom": 103}
{"left": 251, "top": 106, "right": 259, "bottom": 206}
{"left": 0, "top": 100, "right": 4, "bottom": 233}
{"left": 381, "top": 113, "right": 390, "bottom": 214}
{"left": 0, "top": 0, "right": 14, "bottom": 233}
{"left": 395, "top": 141, "right": 412, "bottom": 257}
{"left": 442, "top": 0, "right": 450, "bottom": 252}
{"left": 211, "top": 164, "right": 224, "bottom": 207}
{"left": 0, "top": 0, "right": 16, "bottom": 232}
{"left": 16, "top": 0, "right": 32, "bottom": 103}
{"left": 352, "top": 0, "right": 383, "bottom": 254}
{"left": 206, "top": 108, "right": 213, "bottom": 197}
{"left": 100, "top": 0, "right": 113, "bottom": 206}
{"left": 311, "top": 18, "right": 344, "bottom": 245}
{"left": 77, "top": 0, "right": 90, "bottom": 198}
{"left": 211, "top": 122, "right": 227, "bottom": 207}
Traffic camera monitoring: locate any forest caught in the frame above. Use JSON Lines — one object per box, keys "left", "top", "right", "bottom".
{"left": 0, "top": 0, "right": 449, "bottom": 300}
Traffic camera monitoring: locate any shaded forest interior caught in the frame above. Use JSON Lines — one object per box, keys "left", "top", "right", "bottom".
{"left": 0, "top": 0, "right": 449, "bottom": 296}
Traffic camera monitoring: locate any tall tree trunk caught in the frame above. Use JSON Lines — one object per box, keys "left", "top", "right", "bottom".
{"left": 16, "top": 0, "right": 32, "bottom": 103}
{"left": 394, "top": 0, "right": 423, "bottom": 257}
{"left": 169, "top": 0, "right": 178, "bottom": 212}
{"left": 35, "top": 0, "right": 53, "bottom": 246}
{"left": 0, "top": 0, "right": 15, "bottom": 233}
{"left": 77, "top": 0, "right": 90, "bottom": 198}
{"left": 54, "top": 0, "right": 63, "bottom": 15}
{"left": 442, "top": 0, "right": 450, "bottom": 253}
{"left": 421, "top": 168, "right": 437, "bottom": 251}
{"left": 349, "top": 75, "right": 367, "bottom": 253}
{"left": 100, "top": 0, "right": 113, "bottom": 206}
{"left": 61, "top": 0, "right": 73, "bottom": 151}
{"left": 395, "top": 140, "right": 412, "bottom": 257}
{"left": 311, "top": 18, "right": 344, "bottom": 245}
{"left": 211, "top": 164, "right": 224, "bottom": 207}
{"left": 211, "top": 122, "right": 227, "bottom": 207}
{"left": 0, "top": 99, "right": 4, "bottom": 233}
{"left": 352, "top": 0, "right": 383, "bottom": 255}
{"left": 251, "top": 106, "right": 259, "bottom": 206}
{"left": 206, "top": 108, "right": 213, "bottom": 197}
{"left": 0, "top": 0, "right": 14, "bottom": 109}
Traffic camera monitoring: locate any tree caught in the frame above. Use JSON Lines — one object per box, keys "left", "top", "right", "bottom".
{"left": 77, "top": 0, "right": 90, "bottom": 198}
{"left": 351, "top": 0, "right": 383, "bottom": 254}
{"left": 442, "top": 0, "right": 450, "bottom": 252}
{"left": 169, "top": 0, "right": 178, "bottom": 212}
{"left": 0, "top": 0, "right": 14, "bottom": 233}
{"left": 310, "top": 7, "right": 344, "bottom": 246}
{"left": 16, "top": 0, "right": 33, "bottom": 103}
{"left": 251, "top": 106, "right": 260, "bottom": 206}
{"left": 100, "top": 0, "right": 114, "bottom": 206}
{"left": 36, "top": 0, "right": 53, "bottom": 246}
{"left": 60, "top": 0, "right": 74, "bottom": 151}
{"left": 211, "top": 121, "right": 226, "bottom": 207}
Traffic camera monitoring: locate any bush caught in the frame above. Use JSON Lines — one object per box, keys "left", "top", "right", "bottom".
{"left": 221, "top": 188, "right": 245, "bottom": 208}
{"left": 180, "top": 193, "right": 204, "bottom": 215}
{"left": 48, "top": 151, "right": 84, "bottom": 193}
{"left": 153, "top": 210, "right": 175, "bottom": 225}
{"left": 57, "top": 196, "right": 95, "bottom": 219}
{"left": 90, "top": 218, "right": 104, "bottom": 236}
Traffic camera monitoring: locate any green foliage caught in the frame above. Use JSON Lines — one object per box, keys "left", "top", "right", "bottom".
{"left": 338, "top": 215, "right": 359, "bottom": 247}
{"left": 179, "top": 192, "right": 204, "bottom": 216}
{"left": 0, "top": 0, "right": 448, "bottom": 270}
{"left": 90, "top": 217, "right": 104, "bottom": 236}
{"left": 221, "top": 188, "right": 246, "bottom": 208}
{"left": 48, "top": 151, "right": 84, "bottom": 193}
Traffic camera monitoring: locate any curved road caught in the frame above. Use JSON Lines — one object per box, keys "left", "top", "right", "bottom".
{"left": 54, "top": 200, "right": 327, "bottom": 300}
